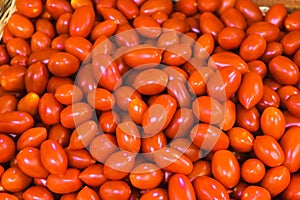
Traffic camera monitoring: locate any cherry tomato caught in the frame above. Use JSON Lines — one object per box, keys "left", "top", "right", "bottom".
{"left": 0, "top": 193, "right": 19, "bottom": 200}
{"left": 286, "top": 94, "right": 300, "bottom": 118}
{"left": 1, "top": 167, "right": 32, "bottom": 193}
{"left": 241, "top": 186, "right": 271, "bottom": 200}
{"left": 99, "top": 180, "right": 131, "bottom": 200}
{"left": 239, "top": 34, "right": 266, "bottom": 61}
{"left": 257, "top": 85, "right": 280, "bottom": 111}
{"left": 25, "top": 62, "right": 49, "bottom": 95}
{"left": 260, "top": 107, "right": 286, "bottom": 140}
{"left": 154, "top": 147, "right": 193, "bottom": 175}
{"left": 91, "top": 20, "right": 117, "bottom": 41}
{"left": 168, "top": 174, "right": 196, "bottom": 200}
{"left": 65, "top": 149, "right": 95, "bottom": 169}
{"left": 116, "top": 121, "right": 141, "bottom": 153}
{"left": 56, "top": 13, "right": 72, "bottom": 35}
{"left": 280, "top": 127, "right": 300, "bottom": 173}
{"left": 79, "top": 164, "right": 108, "bottom": 187}
{"left": 47, "top": 168, "right": 82, "bottom": 194}
{"left": 45, "top": 0, "right": 73, "bottom": 19}
{"left": 0, "top": 94, "right": 17, "bottom": 114}
{"left": 17, "top": 147, "right": 49, "bottom": 178}
{"left": 193, "top": 176, "right": 230, "bottom": 200}
{"left": 18, "top": 92, "right": 40, "bottom": 117}
{"left": 0, "top": 111, "right": 34, "bottom": 134}
{"left": 169, "top": 138, "right": 201, "bottom": 162}
{"left": 16, "top": 0, "right": 43, "bottom": 18}
{"left": 235, "top": 0, "right": 263, "bottom": 24}
{"left": 265, "top": 3, "right": 287, "bottom": 28}
{"left": 16, "top": 127, "right": 47, "bottom": 151}
{"left": 6, "top": 38, "right": 31, "bottom": 57}
{"left": 7, "top": 13, "right": 34, "bottom": 39}
{"left": 48, "top": 52, "right": 80, "bottom": 77}
{"left": 0, "top": 134, "right": 15, "bottom": 163}
{"left": 140, "top": 0, "right": 173, "bottom": 15}
{"left": 98, "top": 111, "right": 120, "bottom": 134}
{"left": 141, "top": 131, "right": 167, "bottom": 159}
{"left": 278, "top": 85, "right": 300, "bottom": 109}
{"left": 220, "top": 7, "right": 247, "bottom": 30}
{"left": 241, "top": 158, "right": 265, "bottom": 184}
{"left": 228, "top": 127, "right": 254, "bottom": 153}
{"left": 212, "top": 150, "right": 240, "bottom": 188}
{"left": 55, "top": 84, "right": 83, "bottom": 105}
{"left": 284, "top": 10, "right": 300, "bottom": 31}
{"left": 253, "top": 135, "right": 285, "bottom": 167}
{"left": 175, "top": 0, "right": 197, "bottom": 16}
{"left": 236, "top": 104, "right": 260, "bottom": 132}
{"left": 140, "top": 188, "right": 169, "bottom": 200}
{"left": 48, "top": 124, "right": 71, "bottom": 148}
{"left": 261, "top": 166, "right": 290, "bottom": 197}
{"left": 1, "top": 65, "right": 26, "bottom": 92}
{"left": 76, "top": 186, "right": 100, "bottom": 200}
{"left": 99, "top": 7, "right": 128, "bottom": 25}
{"left": 218, "top": 27, "right": 245, "bottom": 50}
{"left": 197, "top": 0, "right": 219, "bottom": 12}
{"left": 246, "top": 21, "right": 280, "bottom": 42}
{"left": 40, "top": 139, "right": 68, "bottom": 175}
{"left": 190, "top": 123, "right": 229, "bottom": 152}
{"left": 282, "top": 174, "right": 300, "bottom": 200}
{"left": 134, "top": 15, "right": 161, "bottom": 38}
{"left": 129, "top": 98, "right": 148, "bottom": 125}
{"left": 199, "top": 12, "right": 224, "bottom": 39}
{"left": 281, "top": 30, "right": 300, "bottom": 55}
{"left": 35, "top": 18, "right": 56, "bottom": 39}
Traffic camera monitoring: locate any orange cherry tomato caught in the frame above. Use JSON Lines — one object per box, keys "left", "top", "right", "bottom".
{"left": 98, "top": 111, "right": 120, "bottom": 134}
{"left": 193, "top": 176, "right": 230, "bottom": 200}
{"left": 140, "top": 0, "right": 173, "bottom": 15}
{"left": 236, "top": 104, "right": 260, "bottom": 132}
{"left": 65, "top": 36, "right": 92, "bottom": 62}
{"left": 175, "top": 0, "right": 197, "bottom": 16}
{"left": 1, "top": 65, "right": 26, "bottom": 92}
{"left": 280, "top": 30, "right": 300, "bottom": 55}
{"left": 48, "top": 52, "right": 80, "bottom": 77}
{"left": 56, "top": 13, "right": 72, "bottom": 35}
{"left": 235, "top": 0, "right": 263, "bottom": 24}
{"left": 154, "top": 147, "right": 193, "bottom": 175}
{"left": 55, "top": 84, "right": 83, "bottom": 105}
{"left": 286, "top": 94, "right": 300, "bottom": 118}
{"left": 116, "top": 121, "right": 141, "bottom": 153}
{"left": 278, "top": 85, "right": 300, "bottom": 109}
{"left": 113, "top": 85, "right": 141, "bottom": 111}
{"left": 134, "top": 15, "right": 161, "bottom": 38}
{"left": 129, "top": 163, "right": 163, "bottom": 190}
{"left": 162, "top": 18, "right": 190, "bottom": 34}
{"left": 257, "top": 85, "right": 280, "bottom": 111}
{"left": 190, "top": 123, "right": 229, "bottom": 152}
{"left": 187, "top": 160, "right": 211, "bottom": 182}
{"left": 197, "top": 0, "right": 219, "bottom": 12}
{"left": 199, "top": 12, "right": 224, "bottom": 39}
{"left": 142, "top": 94, "right": 177, "bottom": 135}
{"left": 284, "top": 10, "right": 300, "bottom": 31}
{"left": 261, "top": 166, "right": 291, "bottom": 197}
{"left": 6, "top": 38, "right": 31, "bottom": 57}
{"left": 194, "top": 33, "right": 215, "bottom": 60}
{"left": 29, "top": 48, "right": 58, "bottom": 66}
{"left": 60, "top": 102, "right": 93, "bottom": 129}
{"left": 79, "top": 164, "right": 108, "bottom": 187}
{"left": 0, "top": 193, "right": 19, "bottom": 200}
{"left": 0, "top": 134, "right": 15, "bottom": 163}
{"left": 91, "top": 20, "right": 117, "bottom": 41}
{"left": 47, "top": 168, "right": 82, "bottom": 194}
{"left": 228, "top": 127, "right": 254, "bottom": 153}
{"left": 212, "top": 150, "right": 240, "bottom": 188}
{"left": 40, "top": 139, "right": 68, "bottom": 175}
{"left": 260, "top": 107, "right": 286, "bottom": 140}
{"left": 246, "top": 21, "right": 280, "bottom": 42}
{"left": 1, "top": 167, "right": 32, "bottom": 193}
{"left": 128, "top": 98, "right": 148, "bottom": 125}
{"left": 76, "top": 186, "right": 100, "bottom": 200}
{"left": 168, "top": 174, "right": 196, "bottom": 200}
{"left": 241, "top": 186, "right": 271, "bottom": 200}
{"left": 220, "top": 7, "right": 247, "bottom": 30}
{"left": 222, "top": 99, "right": 236, "bottom": 131}
{"left": 16, "top": 0, "right": 43, "bottom": 18}
{"left": 253, "top": 135, "right": 285, "bottom": 167}
{"left": 218, "top": 27, "right": 245, "bottom": 50}
{"left": 209, "top": 52, "right": 249, "bottom": 74}
{"left": 48, "top": 124, "right": 71, "bottom": 148}
{"left": 140, "top": 188, "right": 169, "bottom": 200}
{"left": 30, "top": 31, "right": 51, "bottom": 52}
{"left": 241, "top": 158, "right": 265, "bottom": 184}
{"left": 39, "top": 93, "right": 63, "bottom": 125}
{"left": 68, "top": 120, "right": 98, "bottom": 150}
{"left": 117, "top": 0, "right": 139, "bottom": 19}
{"left": 0, "top": 111, "right": 34, "bottom": 134}
{"left": 269, "top": 56, "right": 300, "bottom": 85}
{"left": 45, "top": 0, "right": 73, "bottom": 19}
{"left": 265, "top": 3, "right": 287, "bottom": 28}
{"left": 25, "top": 62, "right": 49, "bottom": 95}
{"left": 65, "top": 149, "right": 95, "bottom": 169}
{"left": 35, "top": 18, "right": 56, "bottom": 39}
{"left": 99, "top": 180, "right": 131, "bottom": 200}
{"left": 141, "top": 131, "right": 167, "bottom": 159}
{"left": 23, "top": 186, "right": 54, "bottom": 200}
{"left": 217, "top": 0, "right": 236, "bottom": 15}
{"left": 0, "top": 94, "right": 17, "bottom": 114}
{"left": 239, "top": 34, "right": 266, "bottom": 61}
{"left": 7, "top": 13, "right": 34, "bottom": 39}
{"left": 169, "top": 138, "right": 201, "bottom": 162}
{"left": 16, "top": 127, "right": 47, "bottom": 151}
{"left": 103, "top": 150, "right": 135, "bottom": 180}
{"left": 99, "top": 7, "right": 128, "bottom": 25}
{"left": 280, "top": 127, "right": 300, "bottom": 173}
{"left": 282, "top": 174, "right": 300, "bottom": 200}
{"left": 16, "top": 147, "right": 49, "bottom": 178}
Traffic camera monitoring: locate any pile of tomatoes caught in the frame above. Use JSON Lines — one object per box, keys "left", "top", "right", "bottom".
{"left": 1, "top": 0, "right": 300, "bottom": 199}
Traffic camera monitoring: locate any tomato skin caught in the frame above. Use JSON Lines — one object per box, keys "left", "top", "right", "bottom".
{"left": 79, "top": 164, "right": 108, "bottom": 187}
{"left": 47, "top": 168, "right": 82, "bottom": 194}
{"left": 48, "top": 52, "right": 80, "bottom": 77}
{"left": 193, "top": 176, "right": 230, "bottom": 200}
{"left": 228, "top": 127, "right": 254, "bottom": 153}
{"left": 40, "top": 139, "right": 68, "bottom": 176}
{"left": 168, "top": 174, "right": 196, "bottom": 200}
{"left": 39, "top": 93, "right": 63, "bottom": 125}
{"left": 260, "top": 107, "right": 285, "bottom": 140}
{"left": 142, "top": 94, "right": 177, "bottom": 135}
{"left": 265, "top": 3, "right": 287, "bottom": 28}
{"left": 65, "top": 36, "right": 92, "bottom": 62}
{"left": 190, "top": 123, "right": 229, "bottom": 152}
{"left": 199, "top": 12, "right": 224, "bottom": 39}
{"left": 7, "top": 13, "right": 34, "bottom": 39}
{"left": 140, "top": 188, "right": 169, "bottom": 200}
{"left": 17, "top": 147, "right": 49, "bottom": 178}
{"left": 99, "top": 180, "right": 131, "bottom": 200}
{"left": 280, "top": 127, "right": 300, "bottom": 173}
{"left": 0, "top": 134, "right": 15, "bottom": 163}
{"left": 212, "top": 150, "right": 240, "bottom": 188}
{"left": 241, "top": 186, "right": 271, "bottom": 200}
{"left": 253, "top": 135, "right": 285, "bottom": 167}
{"left": 261, "top": 166, "right": 291, "bottom": 197}
{"left": 237, "top": 72, "right": 264, "bottom": 109}
{"left": 282, "top": 174, "right": 300, "bottom": 200}
{"left": 129, "top": 163, "right": 163, "bottom": 190}
{"left": 1, "top": 167, "right": 32, "bottom": 193}
{"left": 284, "top": 10, "right": 300, "bottom": 31}
{"left": 0, "top": 111, "right": 34, "bottom": 134}
{"left": 241, "top": 158, "right": 265, "bottom": 184}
